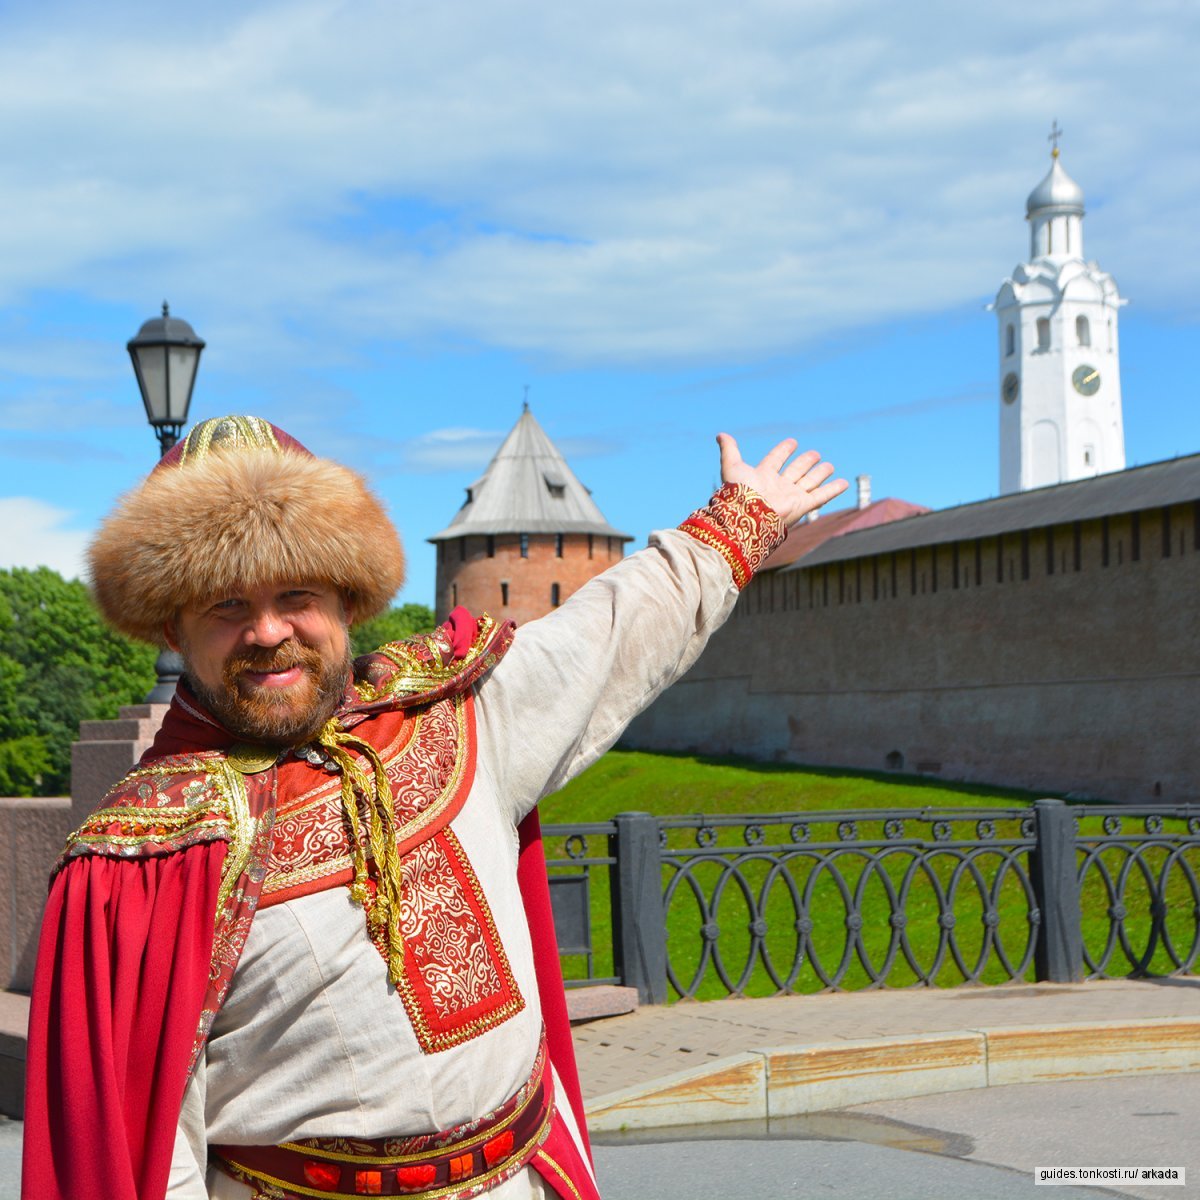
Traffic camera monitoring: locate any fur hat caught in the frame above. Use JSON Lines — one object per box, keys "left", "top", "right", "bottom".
{"left": 88, "top": 415, "right": 405, "bottom": 644}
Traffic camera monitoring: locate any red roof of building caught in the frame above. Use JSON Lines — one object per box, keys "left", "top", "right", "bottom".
{"left": 764, "top": 497, "right": 930, "bottom": 570}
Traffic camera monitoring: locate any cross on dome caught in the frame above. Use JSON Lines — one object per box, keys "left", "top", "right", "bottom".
{"left": 1026, "top": 143, "right": 1084, "bottom": 217}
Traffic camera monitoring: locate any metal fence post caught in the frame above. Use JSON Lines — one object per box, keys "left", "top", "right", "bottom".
{"left": 1031, "top": 798, "right": 1083, "bottom": 982}
{"left": 610, "top": 812, "right": 668, "bottom": 1004}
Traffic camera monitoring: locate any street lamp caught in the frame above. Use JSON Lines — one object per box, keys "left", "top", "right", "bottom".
{"left": 128, "top": 301, "right": 205, "bottom": 701}
{"left": 127, "top": 301, "right": 206, "bottom": 456}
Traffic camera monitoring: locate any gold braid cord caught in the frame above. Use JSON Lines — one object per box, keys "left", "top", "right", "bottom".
{"left": 317, "top": 720, "right": 409, "bottom": 986}
{"left": 677, "top": 482, "right": 787, "bottom": 590}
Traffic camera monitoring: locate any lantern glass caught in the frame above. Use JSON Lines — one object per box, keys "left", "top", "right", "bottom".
{"left": 132, "top": 342, "right": 201, "bottom": 426}
{"left": 167, "top": 343, "right": 200, "bottom": 421}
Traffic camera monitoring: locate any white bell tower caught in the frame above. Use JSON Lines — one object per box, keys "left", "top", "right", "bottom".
{"left": 992, "top": 126, "right": 1126, "bottom": 494}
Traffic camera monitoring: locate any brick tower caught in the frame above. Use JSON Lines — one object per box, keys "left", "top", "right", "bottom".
{"left": 429, "top": 406, "right": 631, "bottom": 625}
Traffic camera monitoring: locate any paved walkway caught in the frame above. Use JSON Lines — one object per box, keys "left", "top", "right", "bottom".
{"left": 573, "top": 977, "right": 1200, "bottom": 1098}
{"left": 573, "top": 977, "right": 1200, "bottom": 1125}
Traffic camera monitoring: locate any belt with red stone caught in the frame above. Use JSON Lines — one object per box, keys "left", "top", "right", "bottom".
{"left": 211, "top": 1034, "right": 552, "bottom": 1198}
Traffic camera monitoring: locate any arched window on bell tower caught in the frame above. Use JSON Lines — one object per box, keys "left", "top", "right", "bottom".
{"left": 1036, "top": 318, "right": 1050, "bottom": 350}
{"left": 1076, "top": 315, "right": 1090, "bottom": 346}
{"left": 1006, "top": 324, "right": 1015, "bottom": 356}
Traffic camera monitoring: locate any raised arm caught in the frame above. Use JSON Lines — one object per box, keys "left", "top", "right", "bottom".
{"left": 473, "top": 437, "right": 847, "bottom": 821}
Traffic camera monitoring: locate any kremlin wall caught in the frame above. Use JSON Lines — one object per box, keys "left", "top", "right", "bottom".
{"left": 623, "top": 458, "right": 1199, "bottom": 802}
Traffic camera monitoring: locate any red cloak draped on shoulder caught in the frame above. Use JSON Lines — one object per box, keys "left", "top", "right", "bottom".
{"left": 22, "top": 609, "right": 594, "bottom": 1200}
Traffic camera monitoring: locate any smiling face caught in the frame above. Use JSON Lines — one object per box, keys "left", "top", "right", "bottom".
{"left": 167, "top": 582, "right": 354, "bottom": 748}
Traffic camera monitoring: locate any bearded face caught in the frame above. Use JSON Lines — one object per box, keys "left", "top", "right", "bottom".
{"left": 169, "top": 584, "right": 354, "bottom": 748}
{"left": 184, "top": 636, "right": 352, "bottom": 747}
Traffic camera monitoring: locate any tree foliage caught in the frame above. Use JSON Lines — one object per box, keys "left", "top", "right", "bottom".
{"left": 0, "top": 567, "right": 157, "bottom": 795}
{"left": 350, "top": 603, "right": 436, "bottom": 657}
{"left": 0, "top": 733, "right": 52, "bottom": 796}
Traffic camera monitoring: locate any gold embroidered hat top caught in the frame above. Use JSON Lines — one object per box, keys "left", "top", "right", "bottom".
{"left": 88, "top": 415, "right": 405, "bottom": 644}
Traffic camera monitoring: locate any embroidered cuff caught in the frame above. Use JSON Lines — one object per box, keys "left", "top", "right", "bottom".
{"left": 678, "top": 482, "right": 788, "bottom": 590}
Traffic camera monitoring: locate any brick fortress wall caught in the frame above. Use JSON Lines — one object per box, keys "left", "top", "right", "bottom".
{"left": 435, "top": 532, "right": 626, "bottom": 626}
{"left": 624, "top": 501, "right": 1200, "bottom": 803}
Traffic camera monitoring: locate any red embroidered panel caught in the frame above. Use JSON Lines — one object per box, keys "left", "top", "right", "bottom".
{"left": 261, "top": 692, "right": 523, "bottom": 1052}
{"left": 390, "top": 830, "right": 524, "bottom": 1052}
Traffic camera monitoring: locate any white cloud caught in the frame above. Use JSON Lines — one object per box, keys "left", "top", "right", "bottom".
{"left": 400, "top": 428, "right": 506, "bottom": 473}
{"left": 0, "top": 0, "right": 1196, "bottom": 375}
{"left": 394, "top": 425, "right": 620, "bottom": 475}
{"left": 0, "top": 498, "right": 91, "bottom": 579}
{"left": 0, "top": 393, "right": 130, "bottom": 433}
{"left": 746, "top": 389, "right": 991, "bottom": 438}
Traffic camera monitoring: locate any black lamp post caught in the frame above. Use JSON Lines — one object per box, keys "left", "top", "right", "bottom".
{"left": 127, "top": 301, "right": 206, "bottom": 456}
{"left": 127, "top": 301, "right": 205, "bottom": 701}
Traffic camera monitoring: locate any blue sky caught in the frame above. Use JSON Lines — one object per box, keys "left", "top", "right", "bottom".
{"left": 1, "top": 0, "right": 1198, "bottom": 609}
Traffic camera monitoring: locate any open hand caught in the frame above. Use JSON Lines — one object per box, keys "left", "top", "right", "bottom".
{"left": 717, "top": 433, "right": 849, "bottom": 526}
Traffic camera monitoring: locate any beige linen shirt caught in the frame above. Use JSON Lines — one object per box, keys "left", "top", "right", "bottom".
{"left": 166, "top": 522, "right": 750, "bottom": 1199}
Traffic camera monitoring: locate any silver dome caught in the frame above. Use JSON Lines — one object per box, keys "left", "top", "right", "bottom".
{"left": 1026, "top": 154, "right": 1085, "bottom": 216}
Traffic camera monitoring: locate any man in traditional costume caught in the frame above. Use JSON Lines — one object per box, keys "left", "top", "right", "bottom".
{"left": 22, "top": 415, "right": 845, "bottom": 1200}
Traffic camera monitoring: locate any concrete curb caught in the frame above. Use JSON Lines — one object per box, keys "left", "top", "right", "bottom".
{"left": 584, "top": 1016, "right": 1200, "bottom": 1131}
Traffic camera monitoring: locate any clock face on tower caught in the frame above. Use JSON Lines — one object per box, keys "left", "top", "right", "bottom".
{"left": 1072, "top": 364, "right": 1101, "bottom": 395}
{"left": 1002, "top": 373, "right": 1019, "bottom": 405}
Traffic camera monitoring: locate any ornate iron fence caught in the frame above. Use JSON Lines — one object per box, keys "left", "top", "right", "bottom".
{"left": 1074, "top": 805, "right": 1200, "bottom": 978}
{"left": 544, "top": 800, "right": 1200, "bottom": 1003}
{"left": 658, "top": 808, "right": 1038, "bottom": 999}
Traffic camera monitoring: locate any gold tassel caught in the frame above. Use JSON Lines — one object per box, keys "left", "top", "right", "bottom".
{"left": 317, "top": 719, "right": 407, "bottom": 987}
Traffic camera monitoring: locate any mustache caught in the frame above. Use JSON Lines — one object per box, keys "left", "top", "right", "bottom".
{"left": 223, "top": 640, "right": 324, "bottom": 684}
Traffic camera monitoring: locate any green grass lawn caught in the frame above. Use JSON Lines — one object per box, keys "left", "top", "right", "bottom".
{"left": 539, "top": 749, "right": 1048, "bottom": 824}
{"left": 540, "top": 750, "right": 1195, "bottom": 1000}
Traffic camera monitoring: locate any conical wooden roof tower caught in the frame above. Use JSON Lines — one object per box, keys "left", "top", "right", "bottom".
{"left": 429, "top": 406, "right": 628, "bottom": 540}
{"left": 429, "top": 407, "right": 631, "bottom": 624}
